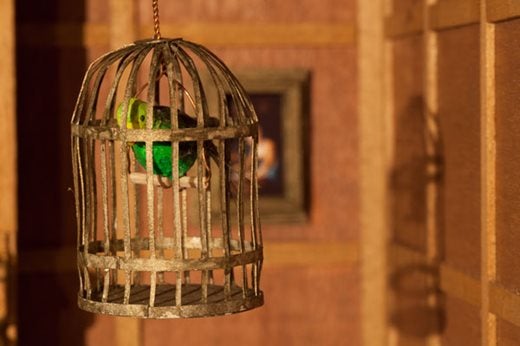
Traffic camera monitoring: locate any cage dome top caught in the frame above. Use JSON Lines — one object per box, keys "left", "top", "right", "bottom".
{"left": 72, "top": 37, "right": 258, "bottom": 136}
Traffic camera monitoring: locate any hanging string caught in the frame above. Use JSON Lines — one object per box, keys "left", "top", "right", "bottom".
{"left": 152, "top": 0, "right": 162, "bottom": 39}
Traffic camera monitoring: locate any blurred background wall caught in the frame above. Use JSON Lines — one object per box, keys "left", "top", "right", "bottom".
{"left": 361, "top": 1, "right": 520, "bottom": 346}
{"left": 7, "top": 0, "right": 520, "bottom": 345}
{"left": 12, "top": 0, "right": 359, "bottom": 345}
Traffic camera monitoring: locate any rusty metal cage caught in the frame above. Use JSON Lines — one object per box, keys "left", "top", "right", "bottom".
{"left": 70, "top": 38, "right": 263, "bottom": 318}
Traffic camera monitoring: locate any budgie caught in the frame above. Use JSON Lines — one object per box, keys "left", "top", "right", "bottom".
{"left": 116, "top": 98, "right": 218, "bottom": 179}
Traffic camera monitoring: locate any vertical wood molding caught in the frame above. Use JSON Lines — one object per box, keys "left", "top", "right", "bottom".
{"left": 423, "top": 1, "right": 441, "bottom": 344}
{"left": 109, "top": 1, "right": 141, "bottom": 345}
{"left": 109, "top": 0, "right": 138, "bottom": 48}
{"left": 359, "top": 1, "right": 388, "bottom": 345}
{"left": 424, "top": 0, "right": 440, "bottom": 262}
{"left": 0, "top": 0, "right": 17, "bottom": 238}
{"left": 0, "top": 0, "right": 17, "bottom": 343}
{"left": 384, "top": 5, "right": 398, "bottom": 344}
{"left": 115, "top": 316, "right": 142, "bottom": 346}
{"left": 480, "top": 0, "right": 497, "bottom": 344}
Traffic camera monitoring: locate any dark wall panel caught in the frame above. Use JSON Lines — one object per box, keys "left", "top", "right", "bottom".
{"left": 438, "top": 25, "right": 481, "bottom": 278}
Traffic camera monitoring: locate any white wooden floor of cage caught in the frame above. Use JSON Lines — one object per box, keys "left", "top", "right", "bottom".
{"left": 129, "top": 172, "right": 208, "bottom": 189}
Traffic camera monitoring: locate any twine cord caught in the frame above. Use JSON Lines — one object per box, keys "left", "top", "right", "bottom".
{"left": 152, "top": 0, "right": 161, "bottom": 39}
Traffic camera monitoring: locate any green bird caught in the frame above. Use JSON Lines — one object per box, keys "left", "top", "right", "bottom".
{"left": 116, "top": 98, "right": 217, "bottom": 179}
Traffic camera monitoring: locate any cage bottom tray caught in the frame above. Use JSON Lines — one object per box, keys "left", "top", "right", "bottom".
{"left": 78, "top": 284, "right": 264, "bottom": 319}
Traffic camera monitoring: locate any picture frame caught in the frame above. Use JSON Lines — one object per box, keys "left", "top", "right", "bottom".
{"left": 232, "top": 69, "right": 310, "bottom": 223}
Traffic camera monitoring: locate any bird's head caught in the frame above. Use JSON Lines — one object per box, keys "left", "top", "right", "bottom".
{"left": 116, "top": 97, "right": 148, "bottom": 129}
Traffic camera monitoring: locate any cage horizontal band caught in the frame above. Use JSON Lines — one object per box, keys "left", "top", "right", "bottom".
{"left": 71, "top": 123, "right": 257, "bottom": 141}
{"left": 78, "top": 288, "right": 264, "bottom": 319}
{"left": 80, "top": 247, "right": 262, "bottom": 272}
{"left": 83, "top": 236, "right": 256, "bottom": 253}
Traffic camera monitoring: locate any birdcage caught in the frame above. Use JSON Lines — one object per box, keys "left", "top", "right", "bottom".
{"left": 70, "top": 36, "right": 264, "bottom": 318}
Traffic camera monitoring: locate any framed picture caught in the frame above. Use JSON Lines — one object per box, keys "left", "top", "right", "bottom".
{"left": 232, "top": 69, "right": 310, "bottom": 223}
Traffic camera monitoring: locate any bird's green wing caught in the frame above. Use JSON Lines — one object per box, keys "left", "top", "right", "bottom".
{"left": 116, "top": 99, "right": 218, "bottom": 179}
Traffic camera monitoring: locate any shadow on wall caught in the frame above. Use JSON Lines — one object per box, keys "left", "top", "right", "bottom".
{"left": 16, "top": 0, "right": 94, "bottom": 344}
{"left": 389, "top": 95, "right": 446, "bottom": 339}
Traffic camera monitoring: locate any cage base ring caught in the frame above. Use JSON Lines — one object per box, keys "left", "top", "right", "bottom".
{"left": 78, "top": 284, "right": 264, "bottom": 319}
